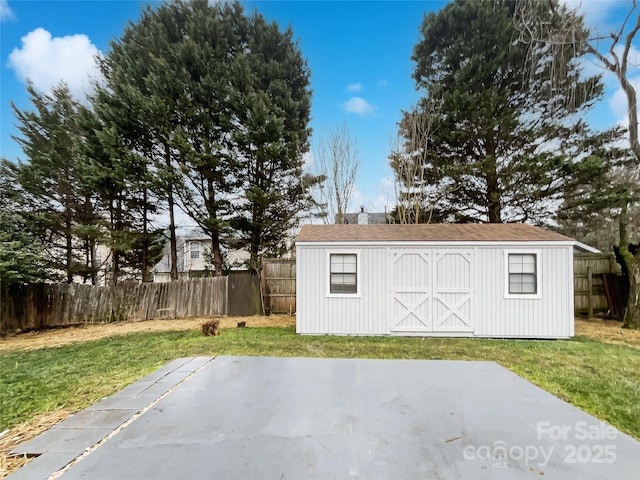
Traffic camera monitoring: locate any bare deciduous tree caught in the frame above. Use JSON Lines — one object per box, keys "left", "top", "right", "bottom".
{"left": 313, "top": 124, "right": 361, "bottom": 224}
{"left": 389, "top": 99, "right": 457, "bottom": 224}
{"left": 515, "top": 0, "right": 640, "bottom": 328}
{"left": 390, "top": 106, "right": 434, "bottom": 224}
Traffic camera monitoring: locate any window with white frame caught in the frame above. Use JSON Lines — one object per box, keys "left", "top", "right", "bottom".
{"left": 329, "top": 253, "right": 358, "bottom": 294}
{"left": 190, "top": 242, "right": 200, "bottom": 259}
{"left": 508, "top": 253, "right": 537, "bottom": 294}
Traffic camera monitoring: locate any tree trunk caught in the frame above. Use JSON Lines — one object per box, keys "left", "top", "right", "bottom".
{"left": 142, "top": 189, "right": 149, "bottom": 282}
{"left": 65, "top": 209, "right": 73, "bottom": 284}
{"left": 617, "top": 205, "right": 639, "bottom": 328}
{"left": 205, "top": 176, "right": 224, "bottom": 276}
{"left": 210, "top": 232, "right": 223, "bottom": 276}
{"left": 165, "top": 144, "right": 178, "bottom": 282}
{"left": 249, "top": 228, "right": 261, "bottom": 274}
{"left": 623, "top": 253, "right": 640, "bottom": 329}
{"left": 90, "top": 239, "right": 97, "bottom": 286}
{"left": 486, "top": 164, "right": 502, "bottom": 223}
{"left": 110, "top": 250, "right": 119, "bottom": 286}
{"left": 617, "top": 67, "right": 640, "bottom": 329}
{"left": 110, "top": 199, "right": 120, "bottom": 286}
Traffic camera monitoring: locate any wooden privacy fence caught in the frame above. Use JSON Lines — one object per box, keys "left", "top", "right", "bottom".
{"left": 1, "top": 274, "right": 261, "bottom": 333}
{"left": 262, "top": 258, "right": 296, "bottom": 314}
{"left": 574, "top": 253, "right": 620, "bottom": 317}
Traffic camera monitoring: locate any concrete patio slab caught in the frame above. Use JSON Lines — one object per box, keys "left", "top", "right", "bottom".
{"left": 11, "top": 426, "right": 113, "bottom": 456}
{"left": 8, "top": 356, "right": 640, "bottom": 480}
{"left": 6, "top": 452, "right": 79, "bottom": 480}
{"left": 8, "top": 356, "right": 214, "bottom": 479}
{"left": 51, "top": 409, "right": 138, "bottom": 431}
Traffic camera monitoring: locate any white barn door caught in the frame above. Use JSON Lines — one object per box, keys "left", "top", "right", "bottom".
{"left": 389, "top": 250, "right": 431, "bottom": 332}
{"left": 389, "top": 248, "right": 474, "bottom": 335}
{"left": 433, "top": 251, "right": 473, "bottom": 333}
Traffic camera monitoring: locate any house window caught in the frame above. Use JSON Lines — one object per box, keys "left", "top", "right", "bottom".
{"left": 508, "top": 253, "right": 537, "bottom": 294}
{"left": 190, "top": 242, "right": 200, "bottom": 259}
{"left": 329, "top": 253, "right": 358, "bottom": 294}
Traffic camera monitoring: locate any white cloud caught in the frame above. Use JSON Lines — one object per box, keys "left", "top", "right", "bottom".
{"left": 559, "top": 0, "right": 626, "bottom": 31}
{"left": 0, "top": 0, "right": 14, "bottom": 21}
{"left": 347, "top": 82, "right": 363, "bottom": 92}
{"left": 343, "top": 96, "right": 375, "bottom": 117}
{"left": 614, "top": 44, "right": 640, "bottom": 75}
{"left": 608, "top": 75, "right": 640, "bottom": 121}
{"left": 350, "top": 176, "right": 395, "bottom": 215}
{"left": 7, "top": 28, "right": 101, "bottom": 98}
{"left": 376, "top": 79, "right": 389, "bottom": 88}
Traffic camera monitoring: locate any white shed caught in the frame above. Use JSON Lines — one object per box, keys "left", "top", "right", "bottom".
{"left": 295, "top": 224, "right": 575, "bottom": 339}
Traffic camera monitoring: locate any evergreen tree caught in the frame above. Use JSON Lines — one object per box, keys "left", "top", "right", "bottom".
{"left": 10, "top": 82, "right": 95, "bottom": 283}
{"left": 557, "top": 133, "right": 639, "bottom": 251}
{"left": 397, "top": 0, "right": 604, "bottom": 224}
{"left": 97, "top": 2, "right": 187, "bottom": 281}
{"left": 231, "top": 13, "right": 316, "bottom": 268}
{"left": 0, "top": 161, "right": 52, "bottom": 286}
{"left": 100, "top": 0, "right": 315, "bottom": 273}
{"left": 81, "top": 103, "right": 161, "bottom": 285}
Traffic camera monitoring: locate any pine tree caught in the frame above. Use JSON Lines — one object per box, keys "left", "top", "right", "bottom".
{"left": 231, "top": 13, "right": 316, "bottom": 268}
{"left": 0, "top": 161, "right": 52, "bottom": 285}
{"left": 10, "top": 82, "right": 95, "bottom": 283}
{"left": 100, "top": 0, "right": 316, "bottom": 274}
{"left": 97, "top": 2, "right": 185, "bottom": 281}
{"left": 81, "top": 102, "right": 160, "bottom": 285}
{"left": 398, "top": 0, "right": 604, "bottom": 225}
{"left": 557, "top": 132, "right": 639, "bottom": 251}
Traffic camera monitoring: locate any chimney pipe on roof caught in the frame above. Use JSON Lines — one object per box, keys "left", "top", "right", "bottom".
{"left": 358, "top": 208, "right": 368, "bottom": 225}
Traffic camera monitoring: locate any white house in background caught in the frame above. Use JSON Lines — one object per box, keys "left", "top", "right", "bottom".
{"left": 296, "top": 223, "right": 576, "bottom": 339}
{"left": 339, "top": 207, "right": 391, "bottom": 225}
{"left": 153, "top": 228, "right": 250, "bottom": 282}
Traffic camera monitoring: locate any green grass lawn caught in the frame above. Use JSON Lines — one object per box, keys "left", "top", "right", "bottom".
{"left": 1, "top": 326, "right": 639, "bottom": 440}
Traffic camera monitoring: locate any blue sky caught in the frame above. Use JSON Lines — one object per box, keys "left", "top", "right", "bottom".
{"left": 0, "top": 0, "right": 637, "bottom": 218}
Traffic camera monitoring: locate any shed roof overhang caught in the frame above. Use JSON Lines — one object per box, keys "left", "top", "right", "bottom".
{"left": 296, "top": 223, "right": 574, "bottom": 245}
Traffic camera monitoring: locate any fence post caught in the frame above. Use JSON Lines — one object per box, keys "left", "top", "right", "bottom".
{"left": 608, "top": 253, "right": 617, "bottom": 274}
{"left": 587, "top": 265, "right": 593, "bottom": 319}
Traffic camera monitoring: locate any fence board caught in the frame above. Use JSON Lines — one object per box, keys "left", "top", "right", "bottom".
{"left": 263, "top": 258, "right": 296, "bottom": 314}
{"left": 228, "top": 272, "right": 261, "bottom": 316}
{"left": 574, "top": 253, "right": 619, "bottom": 315}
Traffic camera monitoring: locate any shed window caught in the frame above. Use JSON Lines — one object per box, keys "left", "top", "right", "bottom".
{"left": 330, "top": 254, "right": 357, "bottom": 294}
{"left": 508, "top": 253, "right": 537, "bottom": 294}
{"left": 190, "top": 242, "right": 200, "bottom": 259}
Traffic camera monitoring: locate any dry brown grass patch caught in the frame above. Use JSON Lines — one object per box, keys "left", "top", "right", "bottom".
{"left": 0, "top": 409, "right": 74, "bottom": 478}
{"left": 0, "top": 315, "right": 296, "bottom": 352}
{"left": 574, "top": 317, "right": 640, "bottom": 349}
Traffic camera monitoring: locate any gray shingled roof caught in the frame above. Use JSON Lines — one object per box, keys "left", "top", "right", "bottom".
{"left": 342, "top": 212, "right": 391, "bottom": 224}
{"left": 296, "top": 224, "right": 573, "bottom": 243}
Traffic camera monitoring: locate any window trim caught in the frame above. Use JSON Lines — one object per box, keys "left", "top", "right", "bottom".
{"left": 326, "top": 249, "right": 361, "bottom": 298}
{"left": 504, "top": 249, "right": 542, "bottom": 299}
{"left": 190, "top": 241, "right": 200, "bottom": 259}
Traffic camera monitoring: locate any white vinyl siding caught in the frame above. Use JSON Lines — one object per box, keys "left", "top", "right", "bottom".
{"left": 477, "top": 247, "right": 572, "bottom": 338}
{"left": 298, "top": 247, "right": 384, "bottom": 334}
{"left": 297, "top": 242, "right": 573, "bottom": 338}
